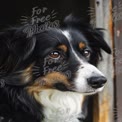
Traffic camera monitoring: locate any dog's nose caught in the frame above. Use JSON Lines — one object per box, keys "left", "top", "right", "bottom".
{"left": 87, "top": 76, "right": 107, "bottom": 88}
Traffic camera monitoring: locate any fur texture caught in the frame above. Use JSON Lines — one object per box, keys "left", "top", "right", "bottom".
{"left": 0, "top": 15, "right": 111, "bottom": 122}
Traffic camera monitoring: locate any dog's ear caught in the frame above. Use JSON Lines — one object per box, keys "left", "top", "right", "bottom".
{"left": 9, "top": 28, "right": 36, "bottom": 60}
{"left": 90, "top": 28, "right": 111, "bottom": 54}
{"left": 0, "top": 28, "right": 36, "bottom": 86}
{"left": 0, "top": 28, "right": 36, "bottom": 74}
{"left": 62, "top": 14, "right": 111, "bottom": 54}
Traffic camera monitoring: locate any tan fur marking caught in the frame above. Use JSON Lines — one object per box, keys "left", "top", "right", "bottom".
{"left": 26, "top": 72, "right": 70, "bottom": 95}
{"left": 58, "top": 45, "right": 67, "bottom": 52}
{"left": 21, "top": 64, "right": 33, "bottom": 84}
{"left": 79, "top": 42, "right": 85, "bottom": 49}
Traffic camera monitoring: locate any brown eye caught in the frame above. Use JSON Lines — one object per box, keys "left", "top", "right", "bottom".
{"left": 83, "top": 49, "right": 91, "bottom": 58}
{"left": 49, "top": 51, "right": 60, "bottom": 59}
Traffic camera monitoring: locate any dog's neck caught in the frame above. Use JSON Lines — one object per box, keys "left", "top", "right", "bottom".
{"left": 36, "top": 89, "right": 86, "bottom": 122}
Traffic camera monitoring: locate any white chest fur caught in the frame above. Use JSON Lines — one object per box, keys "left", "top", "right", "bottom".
{"left": 37, "top": 89, "right": 85, "bottom": 122}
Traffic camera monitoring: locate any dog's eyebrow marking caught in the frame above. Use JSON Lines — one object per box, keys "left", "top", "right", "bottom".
{"left": 79, "top": 42, "right": 85, "bottom": 49}
{"left": 62, "top": 30, "right": 84, "bottom": 64}
{"left": 57, "top": 44, "right": 67, "bottom": 52}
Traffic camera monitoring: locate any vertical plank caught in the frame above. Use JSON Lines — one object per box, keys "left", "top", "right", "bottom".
{"left": 113, "top": 0, "right": 122, "bottom": 121}
{"left": 93, "top": 0, "right": 114, "bottom": 122}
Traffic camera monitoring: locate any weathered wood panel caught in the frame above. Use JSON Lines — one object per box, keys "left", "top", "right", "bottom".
{"left": 113, "top": 0, "right": 122, "bottom": 121}
{"left": 90, "top": 0, "right": 114, "bottom": 122}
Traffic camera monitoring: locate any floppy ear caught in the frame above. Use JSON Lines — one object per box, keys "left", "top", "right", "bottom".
{"left": 62, "top": 14, "right": 111, "bottom": 54}
{"left": 9, "top": 28, "right": 36, "bottom": 60}
{"left": 0, "top": 28, "right": 36, "bottom": 75}
{"left": 0, "top": 28, "right": 36, "bottom": 86}
{"left": 89, "top": 28, "right": 111, "bottom": 54}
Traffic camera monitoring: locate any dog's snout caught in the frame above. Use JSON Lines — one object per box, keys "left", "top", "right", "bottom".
{"left": 88, "top": 76, "right": 107, "bottom": 88}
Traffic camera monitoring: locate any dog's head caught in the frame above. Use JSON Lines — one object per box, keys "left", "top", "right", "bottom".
{"left": 0, "top": 15, "right": 111, "bottom": 119}
{"left": 0, "top": 15, "right": 111, "bottom": 94}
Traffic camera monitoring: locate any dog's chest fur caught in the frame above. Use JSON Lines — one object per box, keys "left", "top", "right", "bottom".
{"left": 36, "top": 90, "right": 85, "bottom": 122}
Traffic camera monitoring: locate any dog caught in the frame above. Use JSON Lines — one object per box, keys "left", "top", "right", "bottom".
{"left": 0, "top": 15, "right": 111, "bottom": 122}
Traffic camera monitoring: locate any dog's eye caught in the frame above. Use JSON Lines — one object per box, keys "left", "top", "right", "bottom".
{"left": 83, "top": 49, "right": 91, "bottom": 58}
{"left": 49, "top": 51, "right": 60, "bottom": 59}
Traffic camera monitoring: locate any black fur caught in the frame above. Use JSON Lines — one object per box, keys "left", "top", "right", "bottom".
{"left": 0, "top": 15, "right": 111, "bottom": 122}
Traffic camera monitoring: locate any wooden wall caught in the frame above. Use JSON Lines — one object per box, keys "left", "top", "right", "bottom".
{"left": 90, "top": 0, "right": 114, "bottom": 122}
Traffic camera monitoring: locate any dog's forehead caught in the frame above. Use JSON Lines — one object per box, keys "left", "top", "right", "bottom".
{"left": 61, "top": 29, "right": 88, "bottom": 48}
{"left": 36, "top": 28, "right": 88, "bottom": 53}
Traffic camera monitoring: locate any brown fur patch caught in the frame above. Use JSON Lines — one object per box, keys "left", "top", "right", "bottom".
{"left": 21, "top": 64, "right": 33, "bottom": 84}
{"left": 79, "top": 42, "right": 85, "bottom": 49}
{"left": 26, "top": 72, "right": 70, "bottom": 95}
{"left": 58, "top": 45, "right": 67, "bottom": 52}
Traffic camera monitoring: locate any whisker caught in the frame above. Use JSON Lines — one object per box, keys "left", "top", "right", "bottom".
{"left": 14, "top": 70, "right": 25, "bottom": 74}
{"left": 35, "top": 74, "right": 41, "bottom": 77}
{"left": 32, "top": 72, "right": 40, "bottom": 75}
{"left": 32, "top": 69, "right": 40, "bottom": 71}
{"left": 33, "top": 66, "right": 40, "bottom": 69}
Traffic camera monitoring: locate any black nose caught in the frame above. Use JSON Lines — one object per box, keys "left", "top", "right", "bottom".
{"left": 88, "top": 76, "right": 107, "bottom": 88}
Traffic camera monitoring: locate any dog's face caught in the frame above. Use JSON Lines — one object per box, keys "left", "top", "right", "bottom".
{"left": 0, "top": 15, "right": 111, "bottom": 119}
{"left": 28, "top": 28, "right": 108, "bottom": 95}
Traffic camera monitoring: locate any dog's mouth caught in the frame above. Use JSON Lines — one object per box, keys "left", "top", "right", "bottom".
{"left": 71, "top": 86, "right": 105, "bottom": 95}
{"left": 53, "top": 82, "right": 105, "bottom": 95}
{"left": 27, "top": 71, "right": 106, "bottom": 97}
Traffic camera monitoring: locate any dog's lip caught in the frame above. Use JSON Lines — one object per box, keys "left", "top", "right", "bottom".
{"left": 69, "top": 86, "right": 104, "bottom": 95}
{"left": 68, "top": 88, "right": 95, "bottom": 94}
